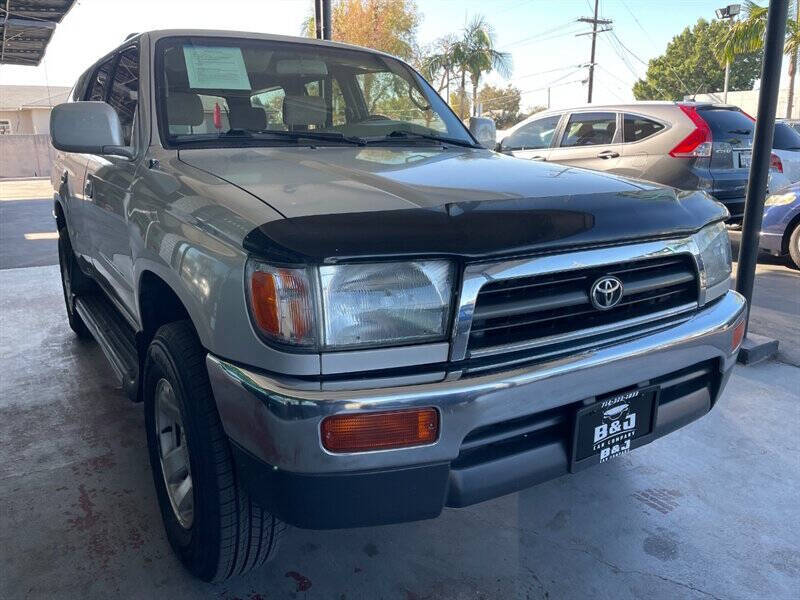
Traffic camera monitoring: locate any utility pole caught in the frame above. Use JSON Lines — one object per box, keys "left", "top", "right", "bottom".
{"left": 314, "top": 0, "right": 322, "bottom": 39}
{"left": 322, "top": 0, "right": 332, "bottom": 40}
{"left": 315, "top": 0, "right": 332, "bottom": 40}
{"left": 578, "top": 0, "right": 612, "bottom": 103}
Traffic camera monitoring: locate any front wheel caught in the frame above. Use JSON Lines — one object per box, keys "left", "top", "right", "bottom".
{"left": 143, "top": 321, "right": 284, "bottom": 581}
{"left": 788, "top": 223, "right": 800, "bottom": 270}
{"left": 57, "top": 228, "right": 92, "bottom": 339}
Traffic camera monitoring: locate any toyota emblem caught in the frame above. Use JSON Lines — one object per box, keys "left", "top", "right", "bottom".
{"left": 590, "top": 276, "right": 624, "bottom": 310}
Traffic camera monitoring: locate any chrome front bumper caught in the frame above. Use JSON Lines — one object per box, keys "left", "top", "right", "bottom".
{"left": 208, "top": 290, "right": 746, "bottom": 475}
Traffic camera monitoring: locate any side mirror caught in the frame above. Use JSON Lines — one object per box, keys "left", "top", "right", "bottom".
{"left": 469, "top": 116, "right": 497, "bottom": 149}
{"left": 50, "top": 102, "right": 134, "bottom": 159}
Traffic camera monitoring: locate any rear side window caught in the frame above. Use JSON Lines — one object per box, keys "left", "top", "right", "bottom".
{"left": 623, "top": 114, "right": 664, "bottom": 143}
{"left": 773, "top": 123, "right": 800, "bottom": 150}
{"left": 696, "top": 108, "right": 754, "bottom": 139}
{"left": 561, "top": 112, "right": 617, "bottom": 147}
{"left": 107, "top": 46, "right": 140, "bottom": 146}
{"left": 503, "top": 115, "right": 561, "bottom": 150}
{"left": 87, "top": 57, "right": 115, "bottom": 102}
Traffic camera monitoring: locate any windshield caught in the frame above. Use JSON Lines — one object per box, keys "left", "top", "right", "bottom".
{"left": 157, "top": 36, "right": 474, "bottom": 147}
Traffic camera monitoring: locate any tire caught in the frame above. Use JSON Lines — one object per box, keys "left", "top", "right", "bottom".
{"left": 143, "top": 321, "right": 285, "bottom": 582}
{"left": 789, "top": 223, "right": 800, "bottom": 270}
{"left": 57, "top": 227, "right": 92, "bottom": 339}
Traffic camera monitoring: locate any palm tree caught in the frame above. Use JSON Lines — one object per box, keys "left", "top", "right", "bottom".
{"left": 458, "top": 16, "right": 512, "bottom": 117}
{"left": 715, "top": 0, "right": 800, "bottom": 117}
{"left": 424, "top": 16, "right": 511, "bottom": 119}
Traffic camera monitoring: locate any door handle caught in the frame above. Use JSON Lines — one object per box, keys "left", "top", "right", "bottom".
{"left": 597, "top": 150, "right": 620, "bottom": 159}
{"left": 84, "top": 177, "right": 94, "bottom": 199}
{"left": 529, "top": 155, "right": 547, "bottom": 161}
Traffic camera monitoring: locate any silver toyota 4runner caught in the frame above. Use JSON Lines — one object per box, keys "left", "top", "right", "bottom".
{"left": 50, "top": 30, "right": 746, "bottom": 582}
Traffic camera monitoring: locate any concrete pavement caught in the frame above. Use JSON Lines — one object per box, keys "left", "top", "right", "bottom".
{"left": 1, "top": 264, "right": 799, "bottom": 600}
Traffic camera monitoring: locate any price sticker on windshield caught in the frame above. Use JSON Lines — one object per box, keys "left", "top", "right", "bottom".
{"left": 183, "top": 45, "right": 251, "bottom": 90}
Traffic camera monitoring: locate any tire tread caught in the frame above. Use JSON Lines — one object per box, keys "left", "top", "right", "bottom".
{"left": 147, "top": 321, "right": 284, "bottom": 582}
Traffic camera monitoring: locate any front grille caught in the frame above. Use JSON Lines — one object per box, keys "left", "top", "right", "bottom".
{"left": 467, "top": 254, "right": 699, "bottom": 359}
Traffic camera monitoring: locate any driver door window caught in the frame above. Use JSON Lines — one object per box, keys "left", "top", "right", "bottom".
{"left": 107, "top": 46, "right": 139, "bottom": 146}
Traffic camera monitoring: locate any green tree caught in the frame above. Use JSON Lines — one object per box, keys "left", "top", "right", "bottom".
{"left": 633, "top": 18, "right": 763, "bottom": 101}
{"left": 477, "top": 83, "right": 523, "bottom": 129}
{"left": 715, "top": 1, "right": 800, "bottom": 118}
{"left": 303, "top": 0, "right": 420, "bottom": 59}
{"left": 459, "top": 15, "right": 513, "bottom": 117}
{"left": 424, "top": 15, "right": 511, "bottom": 119}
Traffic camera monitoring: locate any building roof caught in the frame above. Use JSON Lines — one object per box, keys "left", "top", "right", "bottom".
{"left": 0, "top": 0, "right": 78, "bottom": 66}
{"left": 0, "top": 85, "right": 71, "bottom": 110}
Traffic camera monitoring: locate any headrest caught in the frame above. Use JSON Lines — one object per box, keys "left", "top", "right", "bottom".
{"left": 230, "top": 106, "right": 267, "bottom": 131}
{"left": 283, "top": 95, "right": 326, "bottom": 127}
{"left": 167, "top": 92, "right": 203, "bottom": 127}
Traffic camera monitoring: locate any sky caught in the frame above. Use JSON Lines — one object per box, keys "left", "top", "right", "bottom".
{"left": 0, "top": 0, "right": 779, "bottom": 110}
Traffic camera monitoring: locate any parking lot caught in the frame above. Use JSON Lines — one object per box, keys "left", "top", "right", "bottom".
{"left": 1, "top": 185, "right": 799, "bottom": 599}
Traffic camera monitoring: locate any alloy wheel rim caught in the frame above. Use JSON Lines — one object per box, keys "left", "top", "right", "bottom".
{"left": 155, "top": 378, "right": 194, "bottom": 529}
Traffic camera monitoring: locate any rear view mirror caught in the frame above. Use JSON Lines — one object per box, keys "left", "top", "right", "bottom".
{"left": 50, "top": 102, "right": 133, "bottom": 159}
{"left": 469, "top": 116, "right": 497, "bottom": 149}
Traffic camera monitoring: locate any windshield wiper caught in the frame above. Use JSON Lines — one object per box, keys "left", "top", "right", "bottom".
{"left": 175, "top": 129, "right": 365, "bottom": 146}
{"left": 728, "top": 129, "right": 751, "bottom": 135}
{"left": 364, "top": 130, "right": 480, "bottom": 148}
{"left": 248, "top": 129, "right": 366, "bottom": 146}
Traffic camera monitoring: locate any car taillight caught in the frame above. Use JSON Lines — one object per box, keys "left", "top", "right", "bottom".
{"left": 670, "top": 105, "right": 712, "bottom": 158}
{"left": 770, "top": 153, "right": 783, "bottom": 172}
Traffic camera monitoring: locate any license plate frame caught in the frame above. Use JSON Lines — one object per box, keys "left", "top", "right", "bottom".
{"left": 570, "top": 385, "right": 660, "bottom": 473}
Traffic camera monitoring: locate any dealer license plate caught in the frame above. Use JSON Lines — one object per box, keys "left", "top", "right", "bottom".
{"left": 570, "top": 386, "right": 659, "bottom": 472}
{"left": 738, "top": 151, "right": 752, "bottom": 169}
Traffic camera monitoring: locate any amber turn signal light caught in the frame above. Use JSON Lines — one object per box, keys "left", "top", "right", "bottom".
{"left": 321, "top": 408, "right": 439, "bottom": 453}
{"left": 732, "top": 318, "right": 746, "bottom": 351}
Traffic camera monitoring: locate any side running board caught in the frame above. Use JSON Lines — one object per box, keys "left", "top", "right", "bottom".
{"left": 74, "top": 294, "right": 139, "bottom": 401}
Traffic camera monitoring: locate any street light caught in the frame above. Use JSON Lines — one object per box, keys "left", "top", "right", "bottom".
{"left": 716, "top": 3, "right": 741, "bottom": 103}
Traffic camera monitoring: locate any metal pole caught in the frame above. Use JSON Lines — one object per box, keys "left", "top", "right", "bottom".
{"left": 735, "top": 0, "right": 789, "bottom": 336}
{"left": 723, "top": 62, "right": 730, "bottom": 103}
{"left": 314, "top": 0, "right": 322, "bottom": 39}
{"left": 322, "top": 0, "right": 332, "bottom": 40}
{"left": 587, "top": 0, "right": 599, "bottom": 103}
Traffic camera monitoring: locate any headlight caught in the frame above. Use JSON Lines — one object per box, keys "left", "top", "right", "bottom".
{"left": 319, "top": 261, "right": 454, "bottom": 348}
{"left": 247, "top": 259, "right": 455, "bottom": 349}
{"left": 765, "top": 192, "right": 796, "bottom": 206}
{"left": 693, "top": 221, "right": 731, "bottom": 303}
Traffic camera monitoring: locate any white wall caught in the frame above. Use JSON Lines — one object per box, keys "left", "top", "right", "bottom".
{"left": 28, "top": 108, "right": 52, "bottom": 134}
{"left": 692, "top": 85, "right": 800, "bottom": 119}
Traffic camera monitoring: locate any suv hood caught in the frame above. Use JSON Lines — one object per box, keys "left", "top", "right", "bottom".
{"left": 179, "top": 146, "right": 727, "bottom": 262}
